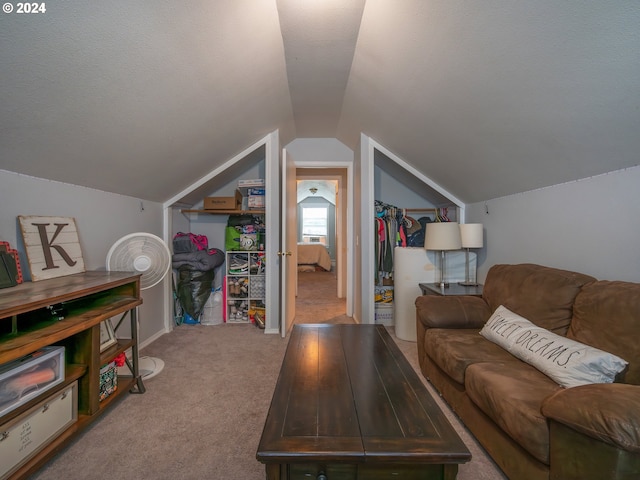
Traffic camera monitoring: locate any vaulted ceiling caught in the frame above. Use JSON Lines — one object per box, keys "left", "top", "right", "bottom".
{"left": 1, "top": 1, "right": 638, "bottom": 204}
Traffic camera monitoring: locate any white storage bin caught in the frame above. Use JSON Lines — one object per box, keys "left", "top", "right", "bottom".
{"left": 374, "top": 303, "right": 394, "bottom": 326}
{"left": 201, "top": 290, "right": 223, "bottom": 326}
{"left": 0, "top": 346, "right": 65, "bottom": 418}
{"left": 0, "top": 381, "right": 77, "bottom": 479}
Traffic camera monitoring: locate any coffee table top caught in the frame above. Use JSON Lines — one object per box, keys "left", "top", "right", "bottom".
{"left": 257, "top": 324, "right": 471, "bottom": 465}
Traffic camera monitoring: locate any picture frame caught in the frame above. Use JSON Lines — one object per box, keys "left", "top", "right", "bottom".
{"left": 18, "top": 215, "right": 85, "bottom": 282}
{"left": 99, "top": 319, "right": 117, "bottom": 352}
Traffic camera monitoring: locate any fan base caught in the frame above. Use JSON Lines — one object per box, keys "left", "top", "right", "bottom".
{"left": 118, "top": 355, "right": 165, "bottom": 380}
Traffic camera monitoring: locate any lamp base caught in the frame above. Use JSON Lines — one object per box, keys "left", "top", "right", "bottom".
{"left": 458, "top": 281, "right": 479, "bottom": 286}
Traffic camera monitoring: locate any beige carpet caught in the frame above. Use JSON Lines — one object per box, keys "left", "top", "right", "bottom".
{"left": 294, "top": 270, "right": 352, "bottom": 324}
{"left": 31, "top": 273, "right": 506, "bottom": 480}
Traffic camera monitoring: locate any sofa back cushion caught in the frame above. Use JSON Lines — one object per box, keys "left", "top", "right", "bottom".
{"left": 481, "top": 305, "right": 628, "bottom": 388}
{"left": 483, "top": 264, "right": 596, "bottom": 335}
{"left": 568, "top": 280, "right": 640, "bottom": 385}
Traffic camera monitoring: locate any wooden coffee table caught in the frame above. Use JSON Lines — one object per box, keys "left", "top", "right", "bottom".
{"left": 257, "top": 324, "right": 471, "bottom": 480}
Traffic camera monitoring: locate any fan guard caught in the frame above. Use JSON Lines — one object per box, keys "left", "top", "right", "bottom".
{"left": 106, "top": 232, "right": 171, "bottom": 381}
{"left": 106, "top": 233, "right": 171, "bottom": 290}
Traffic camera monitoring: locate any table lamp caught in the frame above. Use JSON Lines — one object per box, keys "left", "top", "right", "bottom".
{"left": 424, "top": 222, "right": 462, "bottom": 288}
{"left": 459, "top": 223, "right": 483, "bottom": 286}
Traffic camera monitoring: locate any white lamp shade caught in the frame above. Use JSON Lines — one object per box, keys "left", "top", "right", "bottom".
{"left": 424, "top": 222, "right": 462, "bottom": 251}
{"left": 460, "top": 223, "right": 484, "bottom": 248}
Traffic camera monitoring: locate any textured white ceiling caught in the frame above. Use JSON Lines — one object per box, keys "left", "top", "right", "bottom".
{"left": 277, "top": 0, "right": 366, "bottom": 138}
{"left": 0, "top": 1, "right": 294, "bottom": 202}
{"left": 1, "top": 1, "right": 639, "bottom": 204}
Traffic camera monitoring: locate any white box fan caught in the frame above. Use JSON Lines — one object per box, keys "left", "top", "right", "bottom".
{"left": 106, "top": 233, "right": 171, "bottom": 380}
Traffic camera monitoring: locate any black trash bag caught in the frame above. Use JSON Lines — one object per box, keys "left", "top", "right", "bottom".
{"left": 176, "top": 266, "right": 215, "bottom": 320}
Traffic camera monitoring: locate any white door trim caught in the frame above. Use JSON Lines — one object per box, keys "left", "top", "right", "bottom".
{"left": 289, "top": 160, "right": 353, "bottom": 317}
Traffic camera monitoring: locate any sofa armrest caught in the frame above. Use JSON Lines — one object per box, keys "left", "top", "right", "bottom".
{"left": 542, "top": 383, "right": 640, "bottom": 453}
{"left": 414, "top": 295, "right": 491, "bottom": 329}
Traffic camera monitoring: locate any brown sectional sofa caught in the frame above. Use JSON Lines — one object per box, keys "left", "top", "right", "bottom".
{"left": 415, "top": 263, "right": 640, "bottom": 480}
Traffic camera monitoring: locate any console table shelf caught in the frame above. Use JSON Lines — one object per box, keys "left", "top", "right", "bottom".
{"left": 0, "top": 271, "right": 145, "bottom": 480}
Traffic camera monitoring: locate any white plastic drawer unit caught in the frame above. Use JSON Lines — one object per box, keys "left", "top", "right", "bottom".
{"left": 0, "top": 346, "right": 65, "bottom": 418}
{"left": 0, "top": 381, "right": 77, "bottom": 480}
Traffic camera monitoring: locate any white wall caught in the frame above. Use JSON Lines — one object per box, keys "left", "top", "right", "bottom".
{"left": 374, "top": 165, "right": 436, "bottom": 211}
{"left": 466, "top": 166, "right": 640, "bottom": 283}
{"left": 0, "top": 170, "right": 165, "bottom": 344}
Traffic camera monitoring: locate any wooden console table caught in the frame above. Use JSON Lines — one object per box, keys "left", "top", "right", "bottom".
{"left": 257, "top": 324, "right": 471, "bottom": 479}
{"left": 0, "top": 271, "right": 144, "bottom": 479}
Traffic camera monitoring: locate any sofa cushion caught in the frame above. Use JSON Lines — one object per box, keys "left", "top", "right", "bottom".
{"left": 480, "top": 305, "right": 628, "bottom": 388}
{"left": 569, "top": 280, "right": 640, "bottom": 385}
{"left": 424, "top": 328, "right": 519, "bottom": 385}
{"left": 466, "top": 361, "right": 562, "bottom": 465}
{"left": 482, "top": 264, "right": 596, "bottom": 335}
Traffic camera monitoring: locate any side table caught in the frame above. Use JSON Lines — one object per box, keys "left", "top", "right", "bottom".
{"left": 419, "top": 282, "right": 483, "bottom": 297}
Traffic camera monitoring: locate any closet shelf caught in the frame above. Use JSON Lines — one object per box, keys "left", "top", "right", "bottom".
{"left": 405, "top": 208, "right": 438, "bottom": 213}
{"left": 181, "top": 209, "right": 265, "bottom": 215}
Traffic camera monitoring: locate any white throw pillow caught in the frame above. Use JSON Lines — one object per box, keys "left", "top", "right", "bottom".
{"left": 480, "top": 305, "right": 628, "bottom": 388}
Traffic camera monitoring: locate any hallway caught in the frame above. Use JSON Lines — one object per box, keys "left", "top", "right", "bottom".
{"left": 294, "top": 270, "right": 353, "bottom": 324}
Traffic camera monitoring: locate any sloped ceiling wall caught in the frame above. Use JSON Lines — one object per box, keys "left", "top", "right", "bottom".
{"left": 0, "top": 1, "right": 295, "bottom": 202}
{"left": 1, "top": 1, "right": 638, "bottom": 205}
{"left": 338, "top": 1, "right": 640, "bottom": 203}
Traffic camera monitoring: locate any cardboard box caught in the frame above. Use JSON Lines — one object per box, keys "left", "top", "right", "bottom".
{"left": 374, "top": 303, "right": 394, "bottom": 326}
{"left": 374, "top": 286, "right": 394, "bottom": 303}
{"left": 203, "top": 190, "right": 242, "bottom": 210}
{"left": 99, "top": 361, "right": 117, "bottom": 402}
{"left": 237, "top": 178, "right": 264, "bottom": 187}
{"left": 237, "top": 186, "right": 265, "bottom": 197}
{"left": 248, "top": 195, "right": 265, "bottom": 209}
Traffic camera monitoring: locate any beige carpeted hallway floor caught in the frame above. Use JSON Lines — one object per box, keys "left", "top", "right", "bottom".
{"left": 294, "top": 270, "right": 352, "bottom": 324}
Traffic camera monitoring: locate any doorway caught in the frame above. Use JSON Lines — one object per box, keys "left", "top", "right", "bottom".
{"left": 292, "top": 170, "right": 351, "bottom": 325}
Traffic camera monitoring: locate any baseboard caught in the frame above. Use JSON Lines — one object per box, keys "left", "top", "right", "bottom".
{"left": 139, "top": 327, "right": 169, "bottom": 350}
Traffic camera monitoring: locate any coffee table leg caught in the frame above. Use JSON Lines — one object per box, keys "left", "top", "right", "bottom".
{"left": 443, "top": 464, "right": 459, "bottom": 480}
{"left": 265, "top": 464, "right": 282, "bottom": 480}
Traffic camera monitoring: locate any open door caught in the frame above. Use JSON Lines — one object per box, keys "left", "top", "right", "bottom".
{"left": 279, "top": 148, "right": 297, "bottom": 337}
{"left": 264, "top": 131, "right": 281, "bottom": 333}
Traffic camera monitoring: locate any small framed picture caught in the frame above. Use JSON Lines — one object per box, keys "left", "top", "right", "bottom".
{"left": 100, "top": 319, "right": 117, "bottom": 352}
